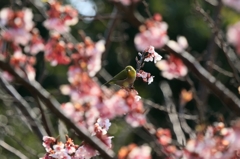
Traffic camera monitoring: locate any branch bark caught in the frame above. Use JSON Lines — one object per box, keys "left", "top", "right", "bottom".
{"left": 0, "top": 60, "right": 116, "bottom": 159}
{"left": 163, "top": 45, "right": 240, "bottom": 115}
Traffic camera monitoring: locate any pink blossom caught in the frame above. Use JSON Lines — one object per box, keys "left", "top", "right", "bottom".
{"left": 45, "top": 33, "right": 70, "bottom": 66}
{"left": 24, "top": 29, "right": 45, "bottom": 55}
{"left": 0, "top": 8, "right": 34, "bottom": 45}
{"left": 44, "top": 18, "right": 70, "bottom": 33}
{"left": 97, "top": 118, "right": 111, "bottom": 131}
{"left": 42, "top": 136, "right": 56, "bottom": 152}
{"left": 126, "top": 112, "right": 146, "bottom": 127}
{"left": 137, "top": 70, "right": 155, "bottom": 85}
{"left": 167, "top": 36, "right": 188, "bottom": 53}
{"left": 70, "top": 38, "right": 105, "bottom": 77}
{"left": 134, "top": 17, "right": 169, "bottom": 51}
{"left": 144, "top": 46, "right": 162, "bottom": 63}
{"left": 44, "top": 0, "right": 78, "bottom": 33}
{"left": 223, "top": 0, "right": 240, "bottom": 12}
{"left": 227, "top": 21, "right": 240, "bottom": 54}
{"left": 156, "top": 54, "right": 187, "bottom": 79}
{"left": 74, "top": 145, "right": 98, "bottom": 159}
{"left": 127, "top": 145, "right": 152, "bottom": 159}
{"left": 100, "top": 94, "right": 130, "bottom": 119}
{"left": 10, "top": 50, "right": 36, "bottom": 81}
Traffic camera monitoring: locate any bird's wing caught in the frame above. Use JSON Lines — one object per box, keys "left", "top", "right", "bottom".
{"left": 105, "top": 69, "right": 127, "bottom": 85}
{"left": 111, "top": 69, "right": 128, "bottom": 81}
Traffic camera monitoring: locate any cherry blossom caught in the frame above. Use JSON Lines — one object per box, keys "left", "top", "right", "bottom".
{"left": 42, "top": 136, "right": 56, "bottom": 152}
{"left": 227, "top": 21, "right": 240, "bottom": 54}
{"left": 24, "top": 28, "right": 45, "bottom": 55}
{"left": 136, "top": 46, "right": 161, "bottom": 85}
{"left": 44, "top": 0, "right": 78, "bottom": 33}
{"left": 156, "top": 54, "right": 188, "bottom": 79}
{"left": 118, "top": 144, "right": 152, "bottom": 159}
{"left": 41, "top": 119, "right": 112, "bottom": 159}
{"left": 69, "top": 38, "right": 105, "bottom": 77}
{"left": 167, "top": 36, "right": 188, "bottom": 53}
{"left": 45, "top": 32, "right": 70, "bottom": 66}
{"left": 134, "top": 14, "right": 169, "bottom": 51}
{"left": 0, "top": 8, "right": 34, "bottom": 45}
{"left": 144, "top": 46, "right": 162, "bottom": 63}
{"left": 137, "top": 70, "right": 155, "bottom": 85}
{"left": 222, "top": 0, "right": 240, "bottom": 12}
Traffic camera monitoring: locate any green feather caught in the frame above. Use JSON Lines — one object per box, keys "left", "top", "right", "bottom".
{"left": 104, "top": 65, "right": 136, "bottom": 88}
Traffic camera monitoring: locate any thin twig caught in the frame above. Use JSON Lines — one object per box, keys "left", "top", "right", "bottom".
{"left": 185, "top": 75, "right": 204, "bottom": 122}
{"left": 142, "top": 0, "right": 152, "bottom": 18}
{"left": 207, "top": 61, "right": 234, "bottom": 77}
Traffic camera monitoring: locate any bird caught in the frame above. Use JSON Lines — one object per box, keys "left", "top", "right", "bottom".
{"left": 104, "top": 65, "right": 136, "bottom": 88}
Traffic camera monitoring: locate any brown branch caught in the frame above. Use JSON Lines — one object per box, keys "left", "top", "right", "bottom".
{"left": 0, "top": 60, "right": 116, "bottom": 159}
{"left": 160, "top": 81, "right": 186, "bottom": 145}
{"left": 195, "top": 2, "right": 240, "bottom": 84}
{"left": 163, "top": 45, "right": 240, "bottom": 115}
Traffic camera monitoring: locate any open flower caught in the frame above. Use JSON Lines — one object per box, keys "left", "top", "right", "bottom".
{"left": 134, "top": 14, "right": 169, "bottom": 51}
{"left": 144, "top": 46, "right": 162, "bottom": 63}
{"left": 156, "top": 54, "right": 187, "bottom": 79}
{"left": 137, "top": 70, "right": 154, "bottom": 85}
{"left": 0, "top": 8, "right": 34, "bottom": 45}
{"left": 44, "top": 0, "right": 78, "bottom": 33}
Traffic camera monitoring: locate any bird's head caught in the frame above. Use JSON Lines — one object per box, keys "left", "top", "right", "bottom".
{"left": 125, "top": 65, "right": 136, "bottom": 78}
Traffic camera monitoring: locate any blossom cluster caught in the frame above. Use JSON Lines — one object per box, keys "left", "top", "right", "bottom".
{"left": 0, "top": 0, "right": 78, "bottom": 81}
{"left": 155, "top": 121, "right": 240, "bottom": 159}
{"left": 44, "top": 0, "right": 78, "bottom": 33}
{"left": 0, "top": 7, "right": 44, "bottom": 81}
{"left": 134, "top": 13, "right": 169, "bottom": 51}
{"left": 136, "top": 46, "right": 162, "bottom": 84}
{"left": 118, "top": 144, "right": 152, "bottom": 159}
{"left": 155, "top": 36, "right": 188, "bottom": 80}
{"left": 40, "top": 118, "right": 112, "bottom": 159}
{"left": 134, "top": 14, "right": 187, "bottom": 80}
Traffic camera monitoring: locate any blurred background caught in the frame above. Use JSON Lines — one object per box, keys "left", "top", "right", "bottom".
{"left": 0, "top": 0, "right": 240, "bottom": 158}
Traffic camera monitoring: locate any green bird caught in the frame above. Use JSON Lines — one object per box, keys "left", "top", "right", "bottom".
{"left": 104, "top": 65, "right": 136, "bottom": 88}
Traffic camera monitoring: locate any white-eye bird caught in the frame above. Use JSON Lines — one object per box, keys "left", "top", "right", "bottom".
{"left": 104, "top": 65, "right": 136, "bottom": 88}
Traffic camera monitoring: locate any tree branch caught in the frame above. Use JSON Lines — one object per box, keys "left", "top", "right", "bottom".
{"left": 0, "top": 72, "right": 47, "bottom": 141}
{"left": 163, "top": 45, "right": 240, "bottom": 115}
{"left": 0, "top": 60, "right": 116, "bottom": 159}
